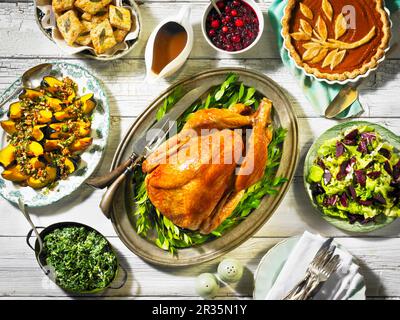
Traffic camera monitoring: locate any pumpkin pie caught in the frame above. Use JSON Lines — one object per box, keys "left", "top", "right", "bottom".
{"left": 282, "top": 0, "right": 391, "bottom": 82}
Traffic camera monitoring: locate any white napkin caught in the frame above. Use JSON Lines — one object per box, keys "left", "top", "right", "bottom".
{"left": 265, "top": 231, "right": 364, "bottom": 300}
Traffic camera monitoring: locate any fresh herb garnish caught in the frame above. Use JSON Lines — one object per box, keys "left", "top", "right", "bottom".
{"left": 115, "top": 7, "right": 124, "bottom": 20}
{"left": 133, "top": 74, "right": 287, "bottom": 253}
{"left": 99, "top": 28, "right": 106, "bottom": 45}
{"left": 64, "top": 18, "right": 71, "bottom": 33}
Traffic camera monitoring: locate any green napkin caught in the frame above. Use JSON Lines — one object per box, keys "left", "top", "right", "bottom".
{"left": 268, "top": 0, "right": 399, "bottom": 119}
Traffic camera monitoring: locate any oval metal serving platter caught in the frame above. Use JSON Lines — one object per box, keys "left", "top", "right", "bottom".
{"left": 110, "top": 68, "right": 299, "bottom": 266}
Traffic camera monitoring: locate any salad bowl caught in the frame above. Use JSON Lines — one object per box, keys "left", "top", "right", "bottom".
{"left": 304, "top": 121, "right": 400, "bottom": 233}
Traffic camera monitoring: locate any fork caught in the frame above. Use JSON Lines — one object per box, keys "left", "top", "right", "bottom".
{"left": 303, "top": 254, "right": 341, "bottom": 300}
{"left": 287, "top": 247, "right": 336, "bottom": 300}
{"left": 283, "top": 239, "right": 334, "bottom": 299}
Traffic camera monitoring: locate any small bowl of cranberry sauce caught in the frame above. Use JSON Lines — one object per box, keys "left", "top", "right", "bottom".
{"left": 202, "top": 0, "right": 264, "bottom": 54}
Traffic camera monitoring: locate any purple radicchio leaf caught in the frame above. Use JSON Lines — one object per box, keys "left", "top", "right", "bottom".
{"left": 357, "top": 139, "right": 368, "bottom": 154}
{"left": 316, "top": 158, "right": 326, "bottom": 169}
{"left": 384, "top": 161, "right": 392, "bottom": 175}
{"left": 367, "top": 171, "right": 381, "bottom": 179}
{"left": 347, "top": 213, "right": 375, "bottom": 225}
{"left": 337, "top": 160, "right": 349, "bottom": 181}
{"left": 311, "top": 183, "right": 325, "bottom": 197}
{"left": 358, "top": 199, "right": 373, "bottom": 206}
{"left": 360, "top": 132, "right": 376, "bottom": 144}
{"left": 340, "top": 192, "right": 348, "bottom": 207}
{"left": 336, "top": 141, "right": 345, "bottom": 157}
{"left": 355, "top": 170, "right": 366, "bottom": 187}
{"left": 392, "top": 160, "right": 400, "bottom": 182}
{"left": 348, "top": 156, "right": 357, "bottom": 168}
{"left": 343, "top": 129, "right": 359, "bottom": 145}
{"left": 379, "top": 148, "right": 391, "bottom": 159}
{"left": 373, "top": 194, "right": 386, "bottom": 205}
{"left": 323, "top": 169, "right": 332, "bottom": 185}
{"left": 324, "top": 195, "right": 339, "bottom": 207}
{"left": 348, "top": 185, "right": 357, "bottom": 200}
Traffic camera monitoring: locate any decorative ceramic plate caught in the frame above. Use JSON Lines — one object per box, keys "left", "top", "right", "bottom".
{"left": 304, "top": 121, "right": 398, "bottom": 233}
{"left": 0, "top": 62, "right": 110, "bottom": 207}
{"left": 109, "top": 68, "right": 299, "bottom": 266}
{"left": 33, "top": 0, "right": 142, "bottom": 61}
{"left": 281, "top": 1, "right": 392, "bottom": 85}
{"left": 253, "top": 236, "right": 366, "bottom": 300}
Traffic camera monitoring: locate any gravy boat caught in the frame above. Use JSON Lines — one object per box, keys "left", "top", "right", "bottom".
{"left": 145, "top": 6, "right": 193, "bottom": 82}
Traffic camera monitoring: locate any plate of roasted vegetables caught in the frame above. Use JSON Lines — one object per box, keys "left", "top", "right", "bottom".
{"left": 109, "top": 69, "right": 299, "bottom": 266}
{"left": 0, "top": 62, "right": 109, "bottom": 207}
{"left": 304, "top": 121, "right": 400, "bottom": 233}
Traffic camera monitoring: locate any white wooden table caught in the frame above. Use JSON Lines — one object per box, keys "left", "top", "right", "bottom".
{"left": 0, "top": 0, "right": 399, "bottom": 300}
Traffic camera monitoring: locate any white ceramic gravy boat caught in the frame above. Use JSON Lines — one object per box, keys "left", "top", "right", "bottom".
{"left": 145, "top": 6, "right": 193, "bottom": 82}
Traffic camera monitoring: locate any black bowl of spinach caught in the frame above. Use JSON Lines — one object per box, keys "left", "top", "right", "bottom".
{"left": 26, "top": 222, "right": 123, "bottom": 294}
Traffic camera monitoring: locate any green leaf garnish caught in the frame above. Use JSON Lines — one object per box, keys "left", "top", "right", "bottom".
{"left": 133, "top": 74, "right": 287, "bottom": 254}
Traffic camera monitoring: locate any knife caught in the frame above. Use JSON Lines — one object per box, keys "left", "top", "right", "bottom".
{"left": 324, "top": 85, "right": 360, "bottom": 119}
{"left": 91, "top": 84, "right": 213, "bottom": 218}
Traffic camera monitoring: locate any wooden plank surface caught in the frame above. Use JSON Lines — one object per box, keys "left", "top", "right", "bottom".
{"left": 1, "top": 237, "right": 400, "bottom": 298}
{"left": 0, "top": 0, "right": 399, "bottom": 299}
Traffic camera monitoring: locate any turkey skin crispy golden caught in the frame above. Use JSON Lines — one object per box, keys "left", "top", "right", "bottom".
{"left": 142, "top": 98, "right": 273, "bottom": 234}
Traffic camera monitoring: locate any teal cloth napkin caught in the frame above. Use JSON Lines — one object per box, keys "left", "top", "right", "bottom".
{"left": 268, "top": 0, "right": 400, "bottom": 119}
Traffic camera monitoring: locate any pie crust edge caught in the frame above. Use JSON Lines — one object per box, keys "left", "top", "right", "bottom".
{"left": 281, "top": 0, "right": 392, "bottom": 82}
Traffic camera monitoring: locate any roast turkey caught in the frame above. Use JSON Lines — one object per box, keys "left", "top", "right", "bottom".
{"left": 142, "top": 98, "right": 273, "bottom": 234}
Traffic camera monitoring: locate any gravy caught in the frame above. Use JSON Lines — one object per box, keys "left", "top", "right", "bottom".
{"left": 151, "top": 22, "right": 187, "bottom": 75}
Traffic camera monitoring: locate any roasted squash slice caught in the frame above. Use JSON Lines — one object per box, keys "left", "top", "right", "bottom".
{"left": 29, "top": 157, "right": 45, "bottom": 169}
{"left": 79, "top": 93, "right": 96, "bottom": 114}
{"left": 54, "top": 109, "right": 74, "bottom": 122}
{"left": 42, "top": 76, "right": 64, "bottom": 89}
{"left": 28, "top": 141, "right": 44, "bottom": 157}
{"left": 65, "top": 156, "right": 80, "bottom": 174}
{"left": 45, "top": 96, "right": 63, "bottom": 111}
{"left": 32, "top": 125, "right": 47, "bottom": 141}
{"left": 0, "top": 144, "right": 16, "bottom": 168}
{"left": 37, "top": 110, "right": 53, "bottom": 124}
{"left": 1, "top": 120, "right": 17, "bottom": 135}
{"left": 27, "top": 166, "right": 57, "bottom": 189}
{"left": 9, "top": 102, "right": 22, "bottom": 119}
{"left": 47, "top": 123, "right": 64, "bottom": 139}
{"left": 70, "top": 137, "right": 93, "bottom": 152}
{"left": 48, "top": 122, "right": 91, "bottom": 139}
{"left": 67, "top": 91, "right": 76, "bottom": 103}
{"left": 1, "top": 165, "right": 28, "bottom": 182}
{"left": 19, "top": 89, "right": 43, "bottom": 100}
{"left": 44, "top": 139, "right": 61, "bottom": 152}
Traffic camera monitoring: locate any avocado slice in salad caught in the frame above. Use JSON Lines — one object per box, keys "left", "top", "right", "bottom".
{"left": 307, "top": 124, "right": 400, "bottom": 226}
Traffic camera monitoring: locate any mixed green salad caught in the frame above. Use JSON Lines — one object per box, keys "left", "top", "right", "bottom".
{"left": 133, "top": 74, "right": 287, "bottom": 253}
{"left": 43, "top": 226, "right": 118, "bottom": 292}
{"left": 307, "top": 125, "right": 400, "bottom": 224}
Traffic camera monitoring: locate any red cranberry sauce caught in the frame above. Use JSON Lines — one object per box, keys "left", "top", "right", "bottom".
{"left": 205, "top": 0, "right": 259, "bottom": 52}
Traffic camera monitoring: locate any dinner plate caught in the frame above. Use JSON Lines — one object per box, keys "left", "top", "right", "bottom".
{"left": 253, "top": 236, "right": 366, "bottom": 300}
{"left": 304, "top": 121, "right": 398, "bottom": 233}
{"left": 0, "top": 62, "right": 110, "bottom": 207}
{"left": 109, "top": 67, "right": 299, "bottom": 266}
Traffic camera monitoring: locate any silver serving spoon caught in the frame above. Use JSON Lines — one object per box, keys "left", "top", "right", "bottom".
{"left": 18, "top": 198, "right": 54, "bottom": 279}
{"left": 0, "top": 63, "right": 53, "bottom": 108}
{"left": 211, "top": 0, "right": 222, "bottom": 16}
